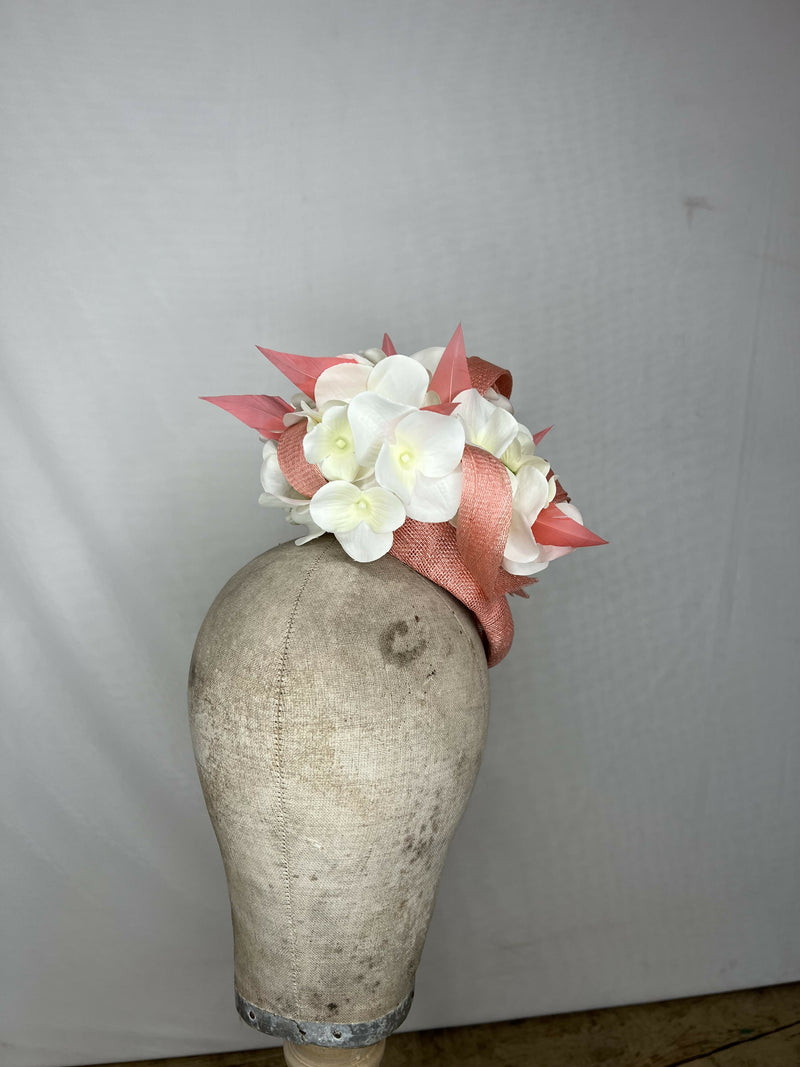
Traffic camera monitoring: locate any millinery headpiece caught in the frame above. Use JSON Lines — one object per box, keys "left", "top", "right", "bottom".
{"left": 204, "top": 325, "right": 605, "bottom": 665}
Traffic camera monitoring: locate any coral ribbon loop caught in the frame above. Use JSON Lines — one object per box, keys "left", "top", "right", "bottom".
{"left": 389, "top": 519, "right": 533, "bottom": 668}
{"left": 457, "top": 445, "right": 513, "bottom": 599}
{"left": 467, "top": 356, "right": 513, "bottom": 399}
{"left": 277, "top": 422, "right": 326, "bottom": 498}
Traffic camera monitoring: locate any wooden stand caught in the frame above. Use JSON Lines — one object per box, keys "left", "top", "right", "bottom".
{"left": 283, "top": 1039, "right": 386, "bottom": 1066}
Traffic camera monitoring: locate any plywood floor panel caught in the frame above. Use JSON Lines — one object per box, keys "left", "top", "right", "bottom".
{"left": 91, "top": 982, "right": 800, "bottom": 1067}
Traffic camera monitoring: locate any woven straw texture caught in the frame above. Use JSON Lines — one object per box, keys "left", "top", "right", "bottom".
{"left": 188, "top": 536, "right": 489, "bottom": 1028}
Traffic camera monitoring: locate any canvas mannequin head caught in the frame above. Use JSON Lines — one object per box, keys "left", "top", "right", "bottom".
{"left": 189, "top": 536, "right": 490, "bottom": 1047}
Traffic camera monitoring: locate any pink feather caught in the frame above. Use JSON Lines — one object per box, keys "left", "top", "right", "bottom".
{"left": 532, "top": 506, "right": 607, "bottom": 548}
{"left": 429, "top": 323, "right": 472, "bottom": 403}
{"left": 381, "top": 333, "right": 397, "bottom": 356}
{"left": 256, "top": 347, "right": 357, "bottom": 399}
{"left": 201, "top": 394, "right": 293, "bottom": 438}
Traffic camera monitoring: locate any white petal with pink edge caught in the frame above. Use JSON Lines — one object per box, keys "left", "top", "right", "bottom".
{"left": 314, "top": 363, "right": 371, "bottom": 408}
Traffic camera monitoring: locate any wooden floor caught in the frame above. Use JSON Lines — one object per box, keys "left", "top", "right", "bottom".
{"left": 94, "top": 982, "right": 800, "bottom": 1067}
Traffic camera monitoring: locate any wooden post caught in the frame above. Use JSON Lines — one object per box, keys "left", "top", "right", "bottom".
{"left": 283, "top": 1038, "right": 387, "bottom": 1066}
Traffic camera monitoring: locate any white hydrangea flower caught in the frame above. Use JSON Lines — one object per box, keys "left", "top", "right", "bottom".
{"left": 348, "top": 395, "right": 465, "bottom": 523}
{"left": 500, "top": 424, "right": 551, "bottom": 477}
{"left": 367, "top": 353, "right": 430, "bottom": 407}
{"left": 309, "top": 481, "right": 406, "bottom": 562}
{"left": 453, "top": 388, "right": 519, "bottom": 459}
{"left": 249, "top": 340, "right": 587, "bottom": 573}
{"left": 302, "top": 404, "right": 361, "bottom": 481}
{"left": 314, "top": 351, "right": 432, "bottom": 411}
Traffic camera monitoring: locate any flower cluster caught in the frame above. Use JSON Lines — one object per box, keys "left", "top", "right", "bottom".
{"left": 205, "top": 326, "right": 604, "bottom": 579}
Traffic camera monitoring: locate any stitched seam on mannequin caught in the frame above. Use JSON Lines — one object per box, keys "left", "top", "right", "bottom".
{"left": 274, "top": 548, "right": 326, "bottom": 1016}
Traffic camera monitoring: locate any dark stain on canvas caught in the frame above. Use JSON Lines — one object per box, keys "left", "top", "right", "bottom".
{"left": 379, "top": 620, "right": 427, "bottom": 666}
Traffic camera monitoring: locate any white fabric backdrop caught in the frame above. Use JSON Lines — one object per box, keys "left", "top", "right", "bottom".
{"left": 2, "top": 2, "right": 799, "bottom": 1064}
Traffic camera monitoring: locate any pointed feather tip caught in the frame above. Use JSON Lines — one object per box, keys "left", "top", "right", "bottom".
{"left": 381, "top": 333, "right": 397, "bottom": 356}
{"left": 532, "top": 507, "right": 608, "bottom": 548}
{"left": 583, "top": 529, "right": 608, "bottom": 546}
{"left": 430, "top": 322, "right": 471, "bottom": 403}
{"left": 533, "top": 425, "right": 553, "bottom": 446}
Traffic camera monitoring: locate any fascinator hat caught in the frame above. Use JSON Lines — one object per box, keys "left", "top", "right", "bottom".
{"left": 203, "top": 325, "right": 605, "bottom": 666}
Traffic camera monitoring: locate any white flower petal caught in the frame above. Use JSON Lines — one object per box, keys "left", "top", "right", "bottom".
{"left": 367, "top": 353, "right": 430, "bottom": 407}
{"left": 502, "top": 556, "right": 550, "bottom": 576}
{"left": 314, "top": 363, "right": 371, "bottom": 408}
{"left": 504, "top": 511, "right": 541, "bottom": 563}
{"left": 259, "top": 492, "right": 290, "bottom": 508}
{"left": 295, "top": 527, "right": 327, "bottom": 545}
{"left": 287, "top": 503, "right": 326, "bottom": 544}
{"left": 455, "top": 389, "right": 518, "bottom": 458}
{"left": 303, "top": 405, "right": 359, "bottom": 480}
{"left": 361, "top": 486, "right": 407, "bottom": 533}
{"left": 348, "top": 392, "right": 412, "bottom": 465}
{"left": 260, "top": 442, "right": 305, "bottom": 504}
{"left": 514, "top": 463, "right": 550, "bottom": 525}
{"left": 535, "top": 543, "right": 574, "bottom": 562}
{"left": 302, "top": 423, "right": 331, "bottom": 465}
{"left": 484, "top": 386, "right": 514, "bottom": 414}
{"left": 309, "top": 481, "right": 362, "bottom": 533}
{"left": 405, "top": 469, "right": 463, "bottom": 522}
{"left": 319, "top": 452, "right": 361, "bottom": 481}
{"left": 393, "top": 410, "right": 465, "bottom": 478}
{"left": 358, "top": 348, "right": 386, "bottom": 366}
{"left": 526, "top": 454, "right": 551, "bottom": 478}
{"left": 481, "top": 406, "right": 519, "bottom": 457}
{"left": 557, "top": 500, "right": 583, "bottom": 524}
{"left": 374, "top": 441, "right": 417, "bottom": 503}
{"left": 336, "top": 524, "right": 394, "bottom": 562}
{"left": 283, "top": 399, "right": 321, "bottom": 430}
{"left": 353, "top": 470, "right": 380, "bottom": 490}
{"left": 410, "top": 347, "right": 445, "bottom": 376}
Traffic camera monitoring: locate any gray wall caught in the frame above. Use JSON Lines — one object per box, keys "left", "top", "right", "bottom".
{"left": 1, "top": 2, "right": 799, "bottom": 1064}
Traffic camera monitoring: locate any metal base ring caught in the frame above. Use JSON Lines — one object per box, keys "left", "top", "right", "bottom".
{"left": 235, "top": 988, "right": 414, "bottom": 1048}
